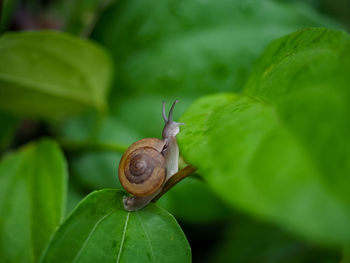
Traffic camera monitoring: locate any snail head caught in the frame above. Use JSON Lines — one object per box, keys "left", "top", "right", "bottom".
{"left": 162, "top": 99, "right": 184, "bottom": 139}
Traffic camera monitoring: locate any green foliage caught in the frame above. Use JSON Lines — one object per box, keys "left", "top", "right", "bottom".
{"left": 109, "top": 95, "right": 191, "bottom": 138}
{"left": 93, "top": 0, "right": 339, "bottom": 97}
{"left": 82, "top": 0, "right": 340, "bottom": 159}
{"left": 56, "top": 110, "right": 141, "bottom": 152}
{"left": 0, "top": 31, "right": 112, "bottom": 120}
{"left": 41, "top": 189, "right": 191, "bottom": 263}
{"left": 0, "top": 139, "right": 67, "bottom": 263}
{"left": 0, "top": 0, "right": 349, "bottom": 262}
{"left": 158, "top": 176, "right": 232, "bottom": 224}
{"left": 178, "top": 28, "right": 350, "bottom": 244}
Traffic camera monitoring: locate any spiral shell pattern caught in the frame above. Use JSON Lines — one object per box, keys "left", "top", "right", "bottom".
{"left": 118, "top": 138, "right": 166, "bottom": 197}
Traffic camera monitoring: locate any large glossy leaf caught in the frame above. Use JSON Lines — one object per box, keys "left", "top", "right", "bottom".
{"left": 41, "top": 189, "right": 191, "bottom": 263}
{"left": 0, "top": 31, "right": 112, "bottom": 119}
{"left": 0, "top": 139, "right": 67, "bottom": 262}
{"left": 178, "top": 28, "right": 350, "bottom": 244}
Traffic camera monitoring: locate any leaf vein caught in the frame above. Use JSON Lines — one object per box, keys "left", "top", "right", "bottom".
{"left": 72, "top": 211, "right": 113, "bottom": 263}
{"left": 116, "top": 212, "right": 130, "bottom": 263}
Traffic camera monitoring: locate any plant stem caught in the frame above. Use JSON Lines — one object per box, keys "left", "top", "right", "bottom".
{"left": 152, "top": 165, "right": 197, "bottom": 202}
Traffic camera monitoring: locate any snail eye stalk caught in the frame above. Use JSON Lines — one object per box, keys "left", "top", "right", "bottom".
{"left": 168, "top": 99, "right": 179, "bottom": 123}
{"left": 162, "top": 101, "right": 168, "bottom": 123}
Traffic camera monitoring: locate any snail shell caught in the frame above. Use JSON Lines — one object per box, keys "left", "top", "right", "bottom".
{"left": 118, "top": 138, "right": 167, "bottom": 197}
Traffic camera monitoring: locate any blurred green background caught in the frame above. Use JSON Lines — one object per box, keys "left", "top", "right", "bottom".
{"left": 0, "top": 0, "right": 349, "bottom": 262}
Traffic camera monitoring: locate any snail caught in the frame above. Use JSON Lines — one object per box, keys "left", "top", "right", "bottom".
{"left": 118, "top": 99, "right": 184, "bottom": 211}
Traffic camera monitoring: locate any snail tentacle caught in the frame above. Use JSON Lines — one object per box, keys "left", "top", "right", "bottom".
{"left": 168, "top": 99, "right": 179, "bottom": 122}
{"left": 162, "top": 101, "right": 168, "bottom": 122}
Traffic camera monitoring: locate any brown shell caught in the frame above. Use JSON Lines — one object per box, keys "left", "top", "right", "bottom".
{"left": 118, "top": 138, "right": 167, "bottom": 197}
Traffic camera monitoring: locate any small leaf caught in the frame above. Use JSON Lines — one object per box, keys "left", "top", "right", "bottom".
{"left": 178, "top": 28, "right": 350, "bottom": 244}
{"left": 0, "top": 139, "right": 67, "bottom": 263}
{"left": 40, "top": 189, "right": 191, "bottom": 263}
{"left": 0, "top": 30, "right": 113, "bottom": 120}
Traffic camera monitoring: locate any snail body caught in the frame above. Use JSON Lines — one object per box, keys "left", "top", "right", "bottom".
{"left": 118, "top": 100, "right": 183, "bottom": 211}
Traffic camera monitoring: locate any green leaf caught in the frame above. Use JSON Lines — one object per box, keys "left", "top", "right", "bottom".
{"left": 41, "top": 189, "right": 191, "bottom": 263}
{"left": 0, "top": 30, "right": 113, "bottom": 120}
{"left": 244, "top": 27, "right": 350, "bottom": 200}
{"left": 178, "top": 28, "right": 350, "bottom": 244}
{"left": 0, "top": 139, "right": 67, "bottom": 262}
